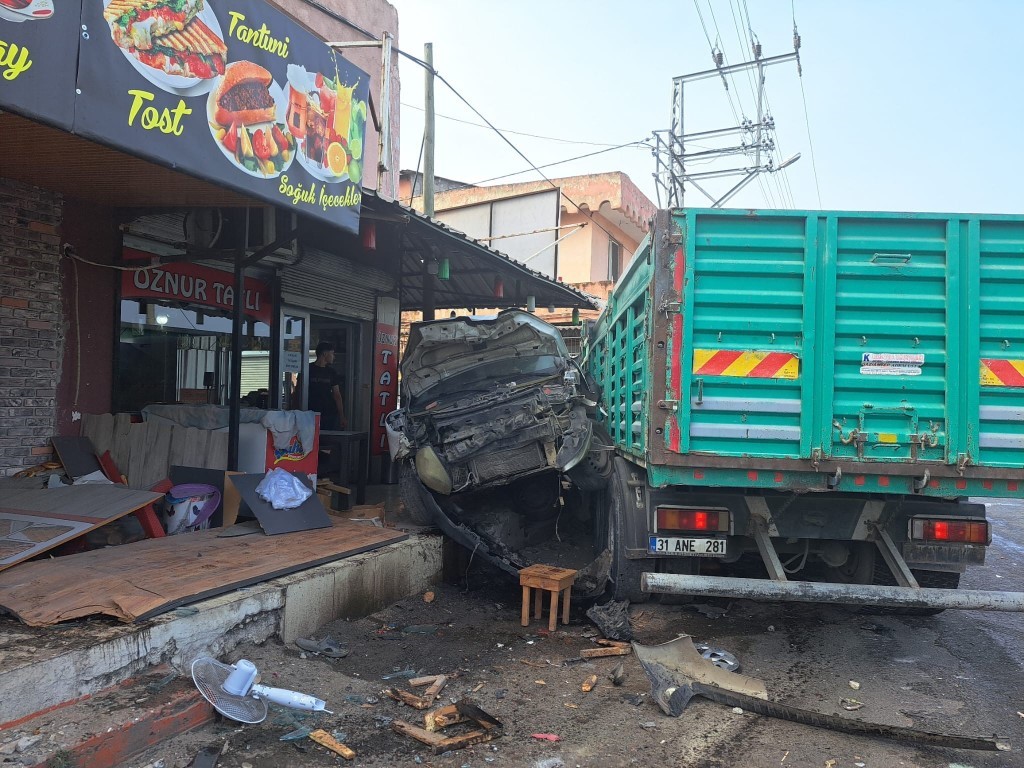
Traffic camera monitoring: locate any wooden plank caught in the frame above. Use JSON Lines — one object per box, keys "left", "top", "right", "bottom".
{"left": 308, "top": 729, "right": 355, "bottom": 760}
{"left": 182, "top": 428, "right": 209, "bottom": 472}
{"left": 423, "top": 675, "right": 447, "bottom": 702}
{"left": 206, "top": 431, "right": 229, "bottom": 470}
{"left": 579, "top": 646, "right": 631, "bottom": 659}
{"left": 141, "top": 421, "right": 174, "bottom": 490}
{"left": 391, "top": 719, "right": 447, "bottom": 749}
{"left": 409, "top": 675, "right": 441, "bottom": 688}
{"left": 168, "top": 426, "right": 189, "bottom": 469}
{"left": 384, "top": 688, "right": 432, "bottom": 710}
{"left": 126, "top": 423, "right": 150, "bottom": 490}
{"left": 111, "top": 413, "right": 133, "bottom": 478}
{"left": 0, "top": 518, "right": 407, "bottom": 625}
{"left": 424, "top": 705, "right": 466, "bottom": 732}
{"left": 81, "top": 413, "right": 114, "bottom": 456}
{"left": 0, "top": 486, "right": 163, "bottom": 573}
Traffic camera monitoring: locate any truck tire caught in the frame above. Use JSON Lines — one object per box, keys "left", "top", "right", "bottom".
{"left": 399, "top": 462, "right": 435, "bottom": 525}
{"left": 567, "top": 425, "right": 614, "bottom": 492}
{"left": 608, "top": 457, "right": 651, "bottom": 604}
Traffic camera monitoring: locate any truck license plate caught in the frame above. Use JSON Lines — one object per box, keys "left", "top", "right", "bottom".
{"left": 649, "top": 536, "right": 727, "bottom": 557}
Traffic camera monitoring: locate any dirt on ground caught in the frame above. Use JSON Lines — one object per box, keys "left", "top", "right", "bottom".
{"left": 121, "top": 570, "right": 746, "bottom": 768}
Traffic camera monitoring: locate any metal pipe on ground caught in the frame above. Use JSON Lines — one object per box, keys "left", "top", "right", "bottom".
{"left": 641, "top": 573, "right": 1024, "bottom": 612}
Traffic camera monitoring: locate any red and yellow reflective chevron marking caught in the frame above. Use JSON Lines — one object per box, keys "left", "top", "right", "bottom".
{"left": 980, "top": 359, "right": 1024, "bottom": 387}
{"left": 692, "top": 350, "right": 800, "bottom": 380}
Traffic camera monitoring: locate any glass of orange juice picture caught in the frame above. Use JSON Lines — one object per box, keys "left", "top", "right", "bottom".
{"left": 333, "top": 81, "right": 354, "bottom": 145}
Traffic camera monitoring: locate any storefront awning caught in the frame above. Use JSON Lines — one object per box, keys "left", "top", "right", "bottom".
{"left": 361, "top": 191, "right": 599, "bottom": 312}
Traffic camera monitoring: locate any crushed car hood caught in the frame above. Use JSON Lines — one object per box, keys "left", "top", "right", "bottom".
{"left": 401, "top": 310, "right": 572, "bottom": 402}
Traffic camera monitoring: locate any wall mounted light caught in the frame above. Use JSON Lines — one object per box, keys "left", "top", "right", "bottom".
{"left": 156, "top": 314, "right": 169, "bottom": 326}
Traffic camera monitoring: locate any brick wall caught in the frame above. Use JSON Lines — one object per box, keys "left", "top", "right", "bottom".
{"left": 0, "top": 177, "right": 64, "bottom": 476}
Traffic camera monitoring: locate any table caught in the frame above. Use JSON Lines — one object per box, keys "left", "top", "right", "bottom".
{"left": 318, "top": 430, "right": 369, "bottom": 505}
{"left": 519, "top": 563, "right": 578, "bottom": 632}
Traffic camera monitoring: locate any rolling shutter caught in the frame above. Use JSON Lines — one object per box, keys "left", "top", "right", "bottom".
{"left": 281, "top": 247, "right": 394, "bottom": 320}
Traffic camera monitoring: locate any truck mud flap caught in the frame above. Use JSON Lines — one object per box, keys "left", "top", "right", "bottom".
{"left": 641, "top": 573, "right": 1024, "bottom": 612}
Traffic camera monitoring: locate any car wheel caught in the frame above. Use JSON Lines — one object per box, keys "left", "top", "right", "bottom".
{"left": 399, "top": 462, "right": 435, "bottom": 525}
{"left": 607, "top": 457, "right": 650, "bottom": 604}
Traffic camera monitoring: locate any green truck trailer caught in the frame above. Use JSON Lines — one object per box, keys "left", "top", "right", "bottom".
{"left": 585, "top": 207, "right": 1024, "bottom": 611}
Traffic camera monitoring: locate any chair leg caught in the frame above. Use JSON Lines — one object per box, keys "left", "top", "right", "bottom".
{"left": 561, "top": 588, "right": 571, "bottom": 625}
{"left": 521, "top": 586, "right": 530, "bottom": 627}
{"left": 548, "top": 589, "right": 559, "bottom": 632}
{"left": 534, "top": 587, "right": 543, "bottom": 619}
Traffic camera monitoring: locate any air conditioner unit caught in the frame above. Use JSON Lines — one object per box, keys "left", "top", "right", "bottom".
{"left": 246, "top": 206, "right": 298, "bottom": 265}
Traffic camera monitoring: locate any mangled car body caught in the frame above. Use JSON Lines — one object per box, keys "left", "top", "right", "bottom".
{"left": 388, "top": 310, "right": 592, "bottom": 499}
{"left": 387, "top": 310, "right": 609, "bottom": 590}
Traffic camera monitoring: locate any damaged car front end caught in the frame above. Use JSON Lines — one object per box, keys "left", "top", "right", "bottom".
{"left": 387, "top": 310, "right": 610, "bottom": 591}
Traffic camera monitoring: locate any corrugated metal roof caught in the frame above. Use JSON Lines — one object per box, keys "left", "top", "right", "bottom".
{"left": 362, "top": 190, "right": 600, "bottom": 311}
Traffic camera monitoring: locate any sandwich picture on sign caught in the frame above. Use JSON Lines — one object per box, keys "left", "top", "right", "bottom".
{"left": 285, "top": 64, "right": 365, "bottom": 184}
{"left": 103, "top": 0, "right": 226, "bottom": 95}
{"left": 208, "top": 60, "right": 295, "bottom": 179}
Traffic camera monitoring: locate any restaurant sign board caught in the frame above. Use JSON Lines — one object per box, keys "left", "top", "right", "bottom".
{"left": 0, "top": 0, "right": 369, "bottom": 234}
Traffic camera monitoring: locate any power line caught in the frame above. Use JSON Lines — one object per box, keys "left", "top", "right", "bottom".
{"left": 396, "top": 48, "right": 623, "bottom": 243}
{"left": 400, "top": 102, "right": 632, "bottom": 148}
{"left": 469, "top": 140, "right": 652, "bottom": 186}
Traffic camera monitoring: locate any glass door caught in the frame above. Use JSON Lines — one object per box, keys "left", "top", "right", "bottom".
{"left": 280, "top": 311, "right": 309, "bottom": 410}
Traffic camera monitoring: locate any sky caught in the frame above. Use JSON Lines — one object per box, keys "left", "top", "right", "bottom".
{"left": 387, "top": 0, "right": 1024, "bottom": 215}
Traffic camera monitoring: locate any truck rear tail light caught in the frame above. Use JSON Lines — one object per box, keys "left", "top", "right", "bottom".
{"left": 656, "top": 507, "right": 726, "bottom": 532}
{"left": 910, "top": 518, "right": 990, "bottom": 545}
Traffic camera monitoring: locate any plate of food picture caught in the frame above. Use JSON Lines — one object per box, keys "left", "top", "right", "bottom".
{"left": 0, "top": 0, "right": 54, "bottom": 22}
{"left": 286, "top": 64, "right": 365, "bottom": 184}
{"left": 103, "top": 0, "right": 226, "bottom": 97}
{"left": 207, "top": 60, "right": 296, "bottom": 179}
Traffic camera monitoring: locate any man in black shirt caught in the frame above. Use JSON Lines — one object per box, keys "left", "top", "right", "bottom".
{"left": 306, "top": 341, "right": 347, "bottom": 430}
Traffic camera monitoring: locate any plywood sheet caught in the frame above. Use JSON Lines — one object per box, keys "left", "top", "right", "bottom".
{"left": 0, "top": 486, "right": 163, "bottom": 573}
{"left": 0, "top": 519, "right": 408, "bottom": 625}
{"left": 229, "top": 473, "right": 332, "bottom": 535}
{"left": 50, "top": 436, "right": 102, "bottom": 480}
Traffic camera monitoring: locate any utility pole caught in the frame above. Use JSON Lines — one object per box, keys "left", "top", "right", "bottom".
{"left": 653, "top": 43, "right": 801, "bottom": 209}
{"left": 422, "top": 42, "right": 435, "bottom": 320}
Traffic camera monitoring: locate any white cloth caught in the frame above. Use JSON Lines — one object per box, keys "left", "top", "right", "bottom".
{"left": 260, "top": 410, "right": 316, "bottom": 457}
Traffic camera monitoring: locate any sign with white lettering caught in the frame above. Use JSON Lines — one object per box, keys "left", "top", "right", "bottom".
{"left": 120, "top": 249, "right": 272, "bottom": 324}
{"left": 371, "top": 296, "right": 399, "bottom": 456}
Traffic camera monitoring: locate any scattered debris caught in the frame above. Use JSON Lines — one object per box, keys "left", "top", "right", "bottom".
{"left": 535, "top": 680, "right": 547, "bottom": 685}
{"left": 694, "top": 643, "right": 742, "bottom": 673}
{"left": 581, "top": 675, "right": 598, "bottom": 692}
{"left": 279, "top": 727, "right": 313, "bottom": 741}
{"left": 609, "top": 662, "right": 626, "bottom": 686}
{"left": 840, "top": 698, "right": 863, "bottom": 711}
{"left": 402, "top": 624, "right": 439, "bottom": 635}
{"left": 849, "top": 681, "right": 861, "bottom": 690}
{"left": 385, "top": 688, "right": 434, "bottom": 710}
{"left": 533, "top": 759, "right": 565, "bottom": 768}
{"left": 294, "top": 636, "right": 349, "bottom": 659}
{"left": 640, "top": 721, "right": 658, "bottom": 729}
{"left": 731, "top": 707, "right": 744, "bottom": 714}
{"left": 693, "top": 603, "right": 728, "bottom": 618}
{"left": 531, "top": 734, "right": 560, "bottom": 742}
{"left": 0, "top": 735, "right": 42, "bottom": 754}
{"left": 580, "top": 646, "right": 631, "bottom": 659}
{"left": 393, "top": 700, "right": 503, "bottom": 754}
{"left": 189, "top": 745, "right": 221, "bottom": 768}
{"left": 424, "top": 591, "right": 436, "bottom": 603}
{"left": 424, "top": 675, "right": 448, "bottom": 702}
{"left": 767, "top": 625, "right": 776, "bottom": 632}
{"left": 382, "top": 669, "right": 419, "bottom": 681}
{"left": 309, "top": 729, "right": 355, "bottom": 760}
{"left": 585, "top": 600, "right": 633, "bottom": 641}
{"left": 824, "top": 760, "right": 837, "bottom": 768}
{"left": 634, "top": 634, "right": 1009, "bottom": 751}
{"left": 495, "top": 689, "right": 507, "bottom": 699}
{"left": 564, "top": 703, "right": 578, "bottom": 709}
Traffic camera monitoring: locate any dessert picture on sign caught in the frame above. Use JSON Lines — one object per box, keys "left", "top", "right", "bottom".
{"left": 207, "top": 60, "right": 296, "bottom": 179}
{"left": 286, "top": 64, "right": 366, "bottom": 185}
{"left": 103, "top": 0, "right": 226, "bottom": 96}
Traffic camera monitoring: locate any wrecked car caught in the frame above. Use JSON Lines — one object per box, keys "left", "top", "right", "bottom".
{"left": 387, "top": 310, "right": 611, "bottom": 591}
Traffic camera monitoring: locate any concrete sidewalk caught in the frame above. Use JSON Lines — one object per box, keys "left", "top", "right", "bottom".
{"left": 0, "top": 532, "right": 444, "bottom": 767}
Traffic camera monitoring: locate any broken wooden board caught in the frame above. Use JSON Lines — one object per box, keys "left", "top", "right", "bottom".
{"left": 391, "top": 720, "right": 495, "bottom": 755}
{"left": 0, "top": 518, "right": 407, "bottom": 625}
{"left": 392, "top": 699, "right": 503, "bottom": 754}
{"left": 424, "top": 705, "right": 466, "bottom": 732}
{"left": 0, "top": 486, "right": 162, "bottom": 573}
{"left": 384, "top": 688, "right": 433, "bottom": 710}
{"left": 50, "top": 436, "right": 102, "bottom": 480}
{"left": 580, "top": 646, "right": 632, "bottom": 659}
{"left": 308, "top": 729, "right": 355, "bottom": 760}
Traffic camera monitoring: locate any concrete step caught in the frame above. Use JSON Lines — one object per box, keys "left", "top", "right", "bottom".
{"left": 0, "top": 535, "right": 443, "bottom": 763}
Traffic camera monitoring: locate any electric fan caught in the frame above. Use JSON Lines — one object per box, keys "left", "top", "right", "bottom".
{"left": 191, "top": 657, "right": 332, "bottom": 724}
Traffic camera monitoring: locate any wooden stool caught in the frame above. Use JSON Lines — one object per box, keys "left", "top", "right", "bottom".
{"left": 519, "top": 564, "right": 578, "bottom": 631}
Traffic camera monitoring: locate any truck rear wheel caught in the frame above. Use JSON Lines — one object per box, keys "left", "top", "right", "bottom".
{"left": 869, "top": 560, "right": 961, "bottom": 616}
{"left": 608, "top": 457, "right": 651, "bottom": 604}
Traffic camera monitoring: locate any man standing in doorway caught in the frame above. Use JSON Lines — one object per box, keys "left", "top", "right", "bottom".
{"left": 307, "top": 341, "right": 347, "bottom": 430}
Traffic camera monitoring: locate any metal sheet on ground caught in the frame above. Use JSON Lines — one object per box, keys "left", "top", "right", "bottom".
{"left": 0, "top": 518, "right": 407, "bottom": 625}
{"left": 228, "top": 473, "right": 332, "bottom": 535}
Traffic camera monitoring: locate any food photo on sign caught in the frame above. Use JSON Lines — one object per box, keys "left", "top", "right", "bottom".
{"left": 208, "top": 60, "right": 295, "bottom": 178}
{"left": 286, "top": 64, "right": 367, "bottom": 185}
{"left": 0, "top": 0, "right": 53, "bottom": 22}
{"left": 103, "top": 0, "right": 227, "bottom": 95}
